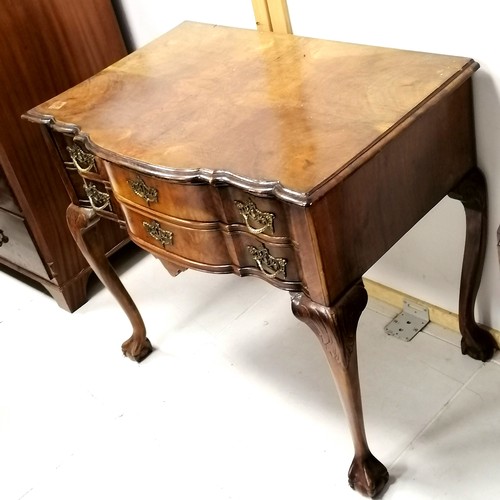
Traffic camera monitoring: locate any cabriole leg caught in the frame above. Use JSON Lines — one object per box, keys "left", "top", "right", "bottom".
{"left": 449, "top": 168, "right": 497, "bottom": 361}
{"left": 66, "top": 203, "right": 153, "bottom": 362}
{"left": 291, "top": 282, "right": 388, "bottom": 497}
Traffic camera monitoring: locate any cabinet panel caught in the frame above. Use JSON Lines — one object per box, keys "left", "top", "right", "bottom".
{"left": 0, "top": 162, "right": 21, "bottom": 215}
{"left": 0, "top": 209, "right": 48, "bottom": 278}
{"left": 0, "top": 0, "right": 129, "bottom": 310}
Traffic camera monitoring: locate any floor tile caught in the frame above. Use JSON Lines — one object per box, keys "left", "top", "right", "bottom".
{"left": 1, "top": 246, "right": 499, "bottom": 500}
{"left": 384, "top": 362, "right": 500, "bottom": 499}
{"left": 356, "top": 308, "right": 482, "bottom": 464}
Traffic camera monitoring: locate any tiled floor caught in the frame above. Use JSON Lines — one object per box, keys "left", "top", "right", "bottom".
{"left": 1, "top": 245, "right": 499, "bottom": 500}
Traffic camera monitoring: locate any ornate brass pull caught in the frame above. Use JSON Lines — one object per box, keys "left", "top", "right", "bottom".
{"left": 0, "top": 229, "right": 9, "bottom": 247}
{"left": 66, "top": 144, "right": 95, "bottom": 173}
{"left": 247, "top": 244, "right": 287, "bottom": 279}
{"left": 84, "top": 182, "right": 111, "bottom": 211}
{"left": 235, "top": 199, "right": 275, "bottom": 235}
{"left": 128, "top": 176, "right": 158, "bottom": 205}
{"left": 143, "top": 220, "right": 173, "bottom": 247}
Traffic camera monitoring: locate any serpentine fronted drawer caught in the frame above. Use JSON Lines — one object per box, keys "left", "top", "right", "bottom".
{"left": 103, "top": 161, "right": 301, "bottom": 286}
{"left": 104, "top": 161, "right": 292, "bottom": 237}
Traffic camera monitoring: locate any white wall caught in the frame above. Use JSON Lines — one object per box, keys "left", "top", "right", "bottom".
{"left": 115, "top": 0, "right": 255, "bottom": 48}
{"left": 115, "top": 0, "right": 500, "bottom": 330}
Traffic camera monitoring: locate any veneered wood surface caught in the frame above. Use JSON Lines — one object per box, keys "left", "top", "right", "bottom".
{"left": 310, "top": 78, "right": 478, "bottom": 304}
{"left": 27, "top": 21, "right": 477, "bottom": 203}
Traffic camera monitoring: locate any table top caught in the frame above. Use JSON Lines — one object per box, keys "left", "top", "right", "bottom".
{"left": 27, "top": 21, "right": 477, "bottom": 204}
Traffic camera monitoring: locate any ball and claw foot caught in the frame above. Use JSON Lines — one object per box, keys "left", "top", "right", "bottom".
{"left": 348, "top": 452, "right": 389, "bottom": 498}
{"left": 121, "top": 336, "right": 154, "bottom": 363}
{"left": 461, "top": 325, "right": 497, "bottom": 362}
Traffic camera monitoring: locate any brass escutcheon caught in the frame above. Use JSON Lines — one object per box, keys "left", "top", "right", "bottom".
{"left": 247, "top": 244, "right": 287, "bottom": 279}
{"left": 143, "top": 220, "right": 173, "bottom": 247}
{"left": 128, "top": 176, "right": 158, "bottom": 205}
{"left": 66, "top": 144, "right": 95, "bottom": 173}
{"left": 84, "top": 182, "right": 111, "bottom": 211}
{"left": 235, "top": 199, "right": 275, "bottom": 235}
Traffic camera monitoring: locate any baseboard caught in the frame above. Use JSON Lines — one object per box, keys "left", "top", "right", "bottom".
{"left": 363, "top": 278, "right": 500, "bottom": 347}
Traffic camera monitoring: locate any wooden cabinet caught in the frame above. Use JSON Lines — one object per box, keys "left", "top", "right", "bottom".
{"left": 0, "top": 0, "right": 129, "bottom": 311}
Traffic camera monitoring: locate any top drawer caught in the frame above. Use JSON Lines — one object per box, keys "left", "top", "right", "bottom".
{"left": 105, "top": 161, "right": 292, "bottom": 237}
{"left": 104, "top": 161, "right": 218, "bottom": 222}
{"left": 49, "top": 132, "right": 95, "bottom": 204}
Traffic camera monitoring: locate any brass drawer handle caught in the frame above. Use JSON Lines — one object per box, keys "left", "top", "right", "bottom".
{"left": 0, "top": 229, "right": 9, "bottom": 247}
{"left": 235, "top": 199, "right": 275, "bottom": 235}
{"left": 66, "top": 144, "right": 95, "bottom": 173}
{"left": 84, "top": 182, "right": 111, "bottom": 211}
{"left": 143, "top": 220, "right": 173, "bottom": 247}
{"left": 128, "top": 176, "right": 158, "bottom": 205}
{"left": 248, "top": 244, "right": 287, "bottom": 278}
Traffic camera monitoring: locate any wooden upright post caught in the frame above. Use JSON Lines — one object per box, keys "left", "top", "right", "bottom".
{"left": 251, "top": 0, "right": 292, "bottom": 34}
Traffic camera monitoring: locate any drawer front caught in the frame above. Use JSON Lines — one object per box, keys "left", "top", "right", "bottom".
{"left": 121, "top": 205, "right": 230, "bottom": 266}
{"left": 230, "top": 232, "right": 301, "bottom": 283}
{"left": 105, "top": 162, "right": 301, "bottom": 287}
{"left": 105, "top": 162, "right": 218, "bottom": 222}
{"left": 121, "top": 204, "right": 300, "bottom": 285}
{"left": 219, "top": 186, "right": 291, "bottom": 238}
{"left": 49, "top": 134, "right": 124, "bottom": 222}
{"left": 0, "top": 209, "right": 49, "bottom": 278}
{"left": 81, "top": 178, "right": 123, "bottom": 220}
{"left": 50, "top": 133, "right": 94, "bottom": 205}
{"left": 105, "top": 162, "right": 293, "bottom": 239}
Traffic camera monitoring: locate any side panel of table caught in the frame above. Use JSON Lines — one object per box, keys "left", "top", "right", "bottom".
{"left": 308, "top": 78, "right": 477, "bottom": 305}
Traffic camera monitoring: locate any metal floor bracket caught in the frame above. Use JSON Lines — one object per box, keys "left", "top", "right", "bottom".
{"left": 385, "top": 300, "right": 430, "bottom": 341}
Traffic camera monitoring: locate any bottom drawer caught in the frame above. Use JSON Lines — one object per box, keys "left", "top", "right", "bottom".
{"left": 229, "top": 232, "right": 301, "bottom": 283}
{"left": 0, "top": 209, "right": 49, "bottom": 279}
{"left": 121, "top": 205, "right": 230, "bottom": 267}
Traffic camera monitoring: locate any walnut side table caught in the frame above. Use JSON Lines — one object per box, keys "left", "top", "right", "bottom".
{"left": 25, "top": 22, "right": 497, "bottom": 497}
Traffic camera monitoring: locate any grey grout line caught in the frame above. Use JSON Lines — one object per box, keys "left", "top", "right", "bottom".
{"left": 387, "top": 362, "right": 485, "bottom": 470}
{"left": 365, "top": 299, "right": 399, "bottom": 318}
{"left": 214, "top": 287, "right": 279, "bottom": 336}
{"left": 420, "top": 328, "right": 460, "bottom": 350}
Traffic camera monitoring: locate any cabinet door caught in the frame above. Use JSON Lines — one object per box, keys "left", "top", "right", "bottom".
{"left": 0, "top": 160, "right": 22, "bottom": 215}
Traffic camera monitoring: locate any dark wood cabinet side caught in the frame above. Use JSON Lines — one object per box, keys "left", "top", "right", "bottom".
{"left": 0, "top": 0, "right": 129, "bottom": 311}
